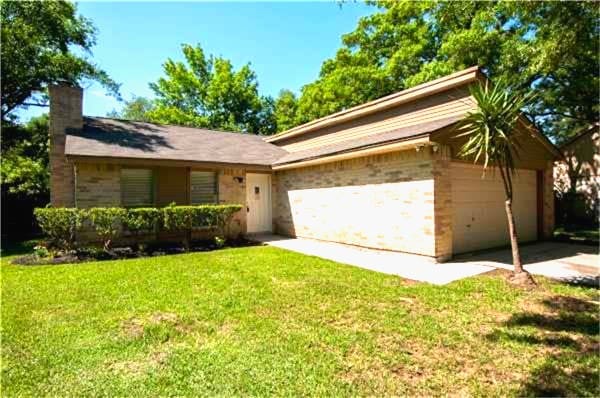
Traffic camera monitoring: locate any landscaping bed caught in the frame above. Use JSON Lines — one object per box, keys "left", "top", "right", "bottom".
{"left": 11, "top": 237, "right": 259, "bottom": 266}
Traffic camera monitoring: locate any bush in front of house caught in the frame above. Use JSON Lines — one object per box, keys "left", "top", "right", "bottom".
{"left": 33, "top": 204, "right": 243, "bottom": 255}
{"left": 122, "top": 207, "right": 162, "bottom": 235}
{"left": 211, "top": 204, "right": 242, "bottom": 238}
{"left": 33, "top": 207, "right": 83, "bottom": 251}
{"left": 161, "top": 204, "right": 242, "bottom": 249}
{"left": 86, "top": 207, "right": 128, "bottom": 252}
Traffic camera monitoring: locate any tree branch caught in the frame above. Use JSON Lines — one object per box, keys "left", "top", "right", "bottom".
{"left": 22, "top": 102, "right": 49, "bottom": 108}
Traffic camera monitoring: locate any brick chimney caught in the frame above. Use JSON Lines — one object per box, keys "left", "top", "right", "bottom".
{"left": 48, "top": 84, "right": 83, "bottom": 207}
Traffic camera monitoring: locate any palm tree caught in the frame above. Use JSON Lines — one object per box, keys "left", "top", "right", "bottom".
{"left": 455, "top": 80, "right": 536, "bottom": 286}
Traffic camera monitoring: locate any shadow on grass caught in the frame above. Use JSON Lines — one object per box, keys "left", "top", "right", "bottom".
{"left": 487, "top": 293, "right": 599, "bottom": 397}
{"left": 1, "top": 239, "right": 39, "bottom": 258}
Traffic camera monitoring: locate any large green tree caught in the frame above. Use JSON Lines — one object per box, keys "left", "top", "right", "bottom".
{"left": 147, "top": 44, "right": 276, "bottom": 135}
{"left": 107, "top": 96, "right": 154, "bottom": 122}
{"left": 1, "top": 115, "right": 51, "bottom": 238}
{"left": 292, "top": 1, "right": 598, "bottom": 142}
{"left": 274, "top": 90, "right": 300, "bottom": 132}
{"left": 1, "top": 115, "right": 50, "bottom": 196}
{"left": 1, "top": 0, "right": 119, "bottom": 122}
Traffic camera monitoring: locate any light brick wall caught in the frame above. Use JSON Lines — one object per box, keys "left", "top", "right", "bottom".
{"left": 217, "top": 168, "right": 247, "bottom": 237}
{"left": 274, "top": 149, "right": 439, "bottom": 257}
{"left": 432, "top": 145, "right": 453, "bottom": 260}
{"left": 49, "top": 85, "right": 82, "bottom": 207}
{"left": 75, "top": 163, "right": 121, "bottom": 208}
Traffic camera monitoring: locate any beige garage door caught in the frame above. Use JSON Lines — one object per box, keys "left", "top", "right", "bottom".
{"left": 451, "top": 162, "right": 538, "bottom": 254}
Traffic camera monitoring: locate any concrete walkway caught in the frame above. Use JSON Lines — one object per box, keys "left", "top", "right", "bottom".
{"left": 249, "top": 234, "right": 599, "bottom": 286}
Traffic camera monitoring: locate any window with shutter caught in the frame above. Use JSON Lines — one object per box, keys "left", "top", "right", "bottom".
{"left": 121, "top": 168, "right": 154, "bottom": 207}
{"left": 190, "top": 171, "right": 217, "bottom": 204}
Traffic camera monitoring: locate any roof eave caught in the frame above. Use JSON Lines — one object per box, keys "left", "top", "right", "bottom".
{"left": 66, "top": 154, "right": 275, "bottom": 171}
{"left": 271, "top": 135, "right": 431, "bottom": 171}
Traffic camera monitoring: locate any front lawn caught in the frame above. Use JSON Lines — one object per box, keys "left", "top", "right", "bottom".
{"left": 2, "top": 245, "right": 598, "bottom": 396}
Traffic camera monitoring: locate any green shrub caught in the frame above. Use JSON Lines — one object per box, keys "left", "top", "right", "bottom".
{"left": 214, "top": 236, "right": 225, "bottom": 248}
{"left": 188, "top": 204, "right": 242, "bottom": 231}
{"left": 33, "top": 245, "right": 50, "bottom": 258}
{"left": 35, "top": 204, "right": 242, "bottom": 252}
{"left": 34, "top": 207, "right": 83, "bottom": 250}
{"left": 161, "top": 204, "right": 242, "bottom": 231}
{"left": 123, "top": 208, "right": 162, "bottom": 235}
{"left": 212, "top": 205, "right": 242, "bottom": 238}
{"left": 162, "top": 204, "right": 193, "bottom": 231}
{"left": 87, "top": 207, "right": 127, "bottom": 251}
{"left": 162, "top": 204, "right": 242, "bottom": 249}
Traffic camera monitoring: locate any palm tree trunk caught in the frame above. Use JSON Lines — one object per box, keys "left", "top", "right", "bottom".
{"left": 504, "top": 198, "right": 524, "bottom": 273}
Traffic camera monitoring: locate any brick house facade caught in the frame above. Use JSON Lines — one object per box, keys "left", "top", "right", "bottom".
{"left": 49, "top": 66, "right": 559, "bottom": 261}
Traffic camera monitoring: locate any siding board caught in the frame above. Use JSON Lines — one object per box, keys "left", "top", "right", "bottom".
{"left": 278, "top": 88, "right": 475, "bottom": 153}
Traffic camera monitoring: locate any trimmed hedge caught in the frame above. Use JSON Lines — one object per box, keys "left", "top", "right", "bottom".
{"left": 87, "top": 207, "right": 127, "bottom": 251}
{"left": 34, "top": 204, "right": 243, "bottom": 251}
{"left": 122, "top": 208, "right": 162, "bottom": 235}
{"left": 33, "top": 208, "right": 83, "bottom": 250}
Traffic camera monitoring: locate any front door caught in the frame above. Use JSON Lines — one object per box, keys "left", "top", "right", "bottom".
{"left": 246, "top": 173, "right": 272, "bottom": 233}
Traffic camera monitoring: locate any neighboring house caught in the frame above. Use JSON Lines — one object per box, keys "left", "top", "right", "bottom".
{"left": 554, "top": 124, "right": 600, "bottom": 225}
{"left": 49, "top": 66, "right": 559, "bottom": 261}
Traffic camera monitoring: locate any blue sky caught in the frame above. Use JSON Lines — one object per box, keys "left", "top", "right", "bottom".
{"left": 19, "top": 1, "right": 375, "bottom": 121}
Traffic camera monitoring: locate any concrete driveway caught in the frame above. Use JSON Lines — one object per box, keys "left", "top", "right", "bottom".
{"left": 250, "top": 234, "right": 599, "bottom": 286}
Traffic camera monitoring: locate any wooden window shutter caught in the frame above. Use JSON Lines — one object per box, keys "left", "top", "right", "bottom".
{"left": 121, "top": 168, "right": 154, "bottom": 207}
{"left": 190, "top": 171, "right": 217, "bottom": 204}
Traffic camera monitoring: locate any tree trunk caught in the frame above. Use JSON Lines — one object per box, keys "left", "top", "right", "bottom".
{"left": 504, "top": 197, "right": 537, "bottom": 286}
{"left": 504, "top": 198, "right": 524, "bottom": 273}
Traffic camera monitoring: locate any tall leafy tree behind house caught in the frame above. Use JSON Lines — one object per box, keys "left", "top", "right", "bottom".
{"left": 290, "top": 1, "right": 598, "bottom": 142}
{"left": 1, "top": 0, "right": 118, "bottom": 238}
{"left": 107, "top": 96, "right": 154, "bottom": 122}
{"left": 274, "top": 90, "right": 300, "bottom": 132}
{"left": 1, "top": 115, "right": 51, "bottom": 238}
{"left": 0, "top": 0, "right": 119, "bottom": 123}
{"left": 146, "top": 44, "right": 276, "bottom": 135}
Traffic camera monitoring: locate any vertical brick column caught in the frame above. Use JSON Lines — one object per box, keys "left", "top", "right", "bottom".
{"left": 48, "top": 84, "right": 82, "bottom": 207}
{"left": 432, "top": 145, "right": 453, "bottom": 262}
{"left": 542, "top": 161, "right": 555, "bottom": 238}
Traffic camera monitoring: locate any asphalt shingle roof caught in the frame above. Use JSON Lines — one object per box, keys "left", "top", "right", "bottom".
{"left": 66, "top": 117, "right": 288, "bottom": 166}
{"left": 65, "top": 116, "right": 461, "bottom": 167}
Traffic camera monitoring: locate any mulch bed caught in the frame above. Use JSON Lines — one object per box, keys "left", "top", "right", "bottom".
{"left": 11, "top": 238, "right": 260, "bottom": 266}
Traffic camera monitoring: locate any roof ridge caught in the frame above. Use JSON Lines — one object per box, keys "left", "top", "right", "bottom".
{"left": 84, "top": 116, "right": 272, "bottom": 139}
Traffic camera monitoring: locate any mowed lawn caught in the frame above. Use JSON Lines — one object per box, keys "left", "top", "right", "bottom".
{"left": 2, "top": 244, "right": 598, "bottom": 396}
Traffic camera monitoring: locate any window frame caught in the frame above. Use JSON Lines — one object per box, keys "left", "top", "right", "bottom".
{"left": 120, "top": 167, "right": 156, "bottom": 208}
{"left": 189, "top": 169, "right": 219, "bottom": 205}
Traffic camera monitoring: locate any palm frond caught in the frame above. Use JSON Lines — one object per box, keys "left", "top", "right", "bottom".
{"left": 454, "top": 79, "right": 534, "bottom": 183}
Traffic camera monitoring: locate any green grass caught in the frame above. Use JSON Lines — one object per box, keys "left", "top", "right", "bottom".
{"left": 2, "top": 245, "right": 598, "bottom": 396}
{"left": 554, "top": 226, "right": 599, "bottom": 243}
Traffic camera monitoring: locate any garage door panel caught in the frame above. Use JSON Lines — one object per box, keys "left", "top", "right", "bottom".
{"left": 282, "top": 179, "right": 436, "bottom": 255}
{"left": 451, "top": 163, "right": 537, "bottom": 254}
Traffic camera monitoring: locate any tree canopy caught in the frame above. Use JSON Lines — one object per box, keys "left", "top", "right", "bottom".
{"left": 144, "top": 44, "right": 276, "bottom": 135}
{"left": 286, "top": 1, "right": 599, "bottom": 141}
{"left": 1, "top": 0, "right": 119, "bottom": 123}
{"left": 1, "top": 114, "right": 50, "bottom": 196}
{"left": 107, "top": 96, "right": 154, "bottom": 123}
{"left": 274, "top": 90, "right": 299, "bottom": 132}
